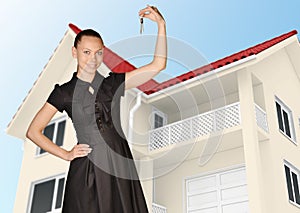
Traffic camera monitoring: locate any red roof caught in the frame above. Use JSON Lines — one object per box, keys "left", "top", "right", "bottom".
{"left": 144, "top": 30, "right": 298, "bottom": 95}
{"left": 69, "top": 24, "right": 297, "bottom": 95}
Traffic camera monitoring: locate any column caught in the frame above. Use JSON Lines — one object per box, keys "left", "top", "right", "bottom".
{"left": 237, "top": 69, "right": 265, "bottom": 213}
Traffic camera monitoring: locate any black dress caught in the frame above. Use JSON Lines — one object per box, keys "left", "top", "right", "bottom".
{"left": 47, "top": 71, "right": 149, "bottom": 213}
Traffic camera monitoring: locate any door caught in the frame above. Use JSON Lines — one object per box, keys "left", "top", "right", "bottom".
{"left": 186, "top": 166, "right": 249, "bottom": 213}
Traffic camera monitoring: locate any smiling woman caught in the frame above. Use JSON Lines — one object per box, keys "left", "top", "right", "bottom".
{"left": 25, "top": 5, "right": 166, "bottom": 213}
{"left": 4, "top": 0, "right": 300, "bottom": 212}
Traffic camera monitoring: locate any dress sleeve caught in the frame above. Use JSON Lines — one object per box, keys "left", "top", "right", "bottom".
{"left": 47, "top": 84, "right": 65, "bottom": 112}
{"left": 107, "top": 72, "right": 126, "bottom": 97}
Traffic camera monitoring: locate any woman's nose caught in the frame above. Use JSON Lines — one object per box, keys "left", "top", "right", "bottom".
{"left": 90, "top": 53, "right": 97, "bottom": 61}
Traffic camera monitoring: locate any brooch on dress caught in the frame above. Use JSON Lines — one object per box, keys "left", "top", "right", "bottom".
{"left": 88, "top": 86, "right": 94, "bottom": 94}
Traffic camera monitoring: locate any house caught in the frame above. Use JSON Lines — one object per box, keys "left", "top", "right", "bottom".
{"left": 6, "top": 23, "right": 300, "bottom": 213}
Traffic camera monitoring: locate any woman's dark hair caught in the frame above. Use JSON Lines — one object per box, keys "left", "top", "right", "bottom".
{"left": 74, "top": 29, "right": 103, "bottom": 48}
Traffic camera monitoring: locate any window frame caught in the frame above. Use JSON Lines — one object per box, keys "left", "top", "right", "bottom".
{"left": 284, "top": 161, "right": 300, "bottom": 209}
{"left": 275, "top": 96, "right": 296, "bottom": 144}
{"left": 28, "top": 174, "right": 66, "bottom": 213}
{"left": 36, "top": 116, "right": 67, "bottom": 156}
{"left": 151, "top": 107, "right": 167, "bottom": 129}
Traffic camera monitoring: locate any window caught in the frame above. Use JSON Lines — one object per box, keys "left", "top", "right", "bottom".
{"left": 275, "top": 97, "right": 296, "bottom": 142}
{"left": 154, "top": 113, "right": 164, "bottom": 128}
{"left": 29, "top": 175, "right": 65, "bottom": 213}
{"left": 152, "top": 108, "right": 167, "bottom": 129}
{"left": 284, "top": 162, "right": 300, "bottom": 207}
{"left": 38, "top": 117, "right": 66, "bottom": 155}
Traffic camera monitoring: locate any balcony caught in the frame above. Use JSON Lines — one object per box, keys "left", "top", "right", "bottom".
{"left": 149, "top": 102, "right": 268, "bottom": 151}
{"left": 152, "top": 203, "right": 167, "bottom": 213}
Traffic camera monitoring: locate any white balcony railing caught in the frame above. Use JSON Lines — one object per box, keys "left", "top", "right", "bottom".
{"left": 149, "top": 102, "right": 241, "bottom": 151}
{"left": 255, "top": 104, "right": 269, "bottom": 133}
{"left": 152, "top": 203, "right": 167, "bottom": 213}
{"left": 149, "top": 102, "right": 268, "bottom": 151}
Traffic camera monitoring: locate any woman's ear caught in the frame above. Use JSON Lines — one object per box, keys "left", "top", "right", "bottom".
{"left": 72, "top": 46, "right": 77, "bottom": 58}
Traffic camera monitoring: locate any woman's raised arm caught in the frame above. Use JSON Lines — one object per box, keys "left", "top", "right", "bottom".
{"left": 125, "top": 5, "right": 167, "bottom": 90}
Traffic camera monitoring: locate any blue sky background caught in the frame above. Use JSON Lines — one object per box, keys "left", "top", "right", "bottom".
{"left": 1, "top": 0, "right": 300, "bottom": 212}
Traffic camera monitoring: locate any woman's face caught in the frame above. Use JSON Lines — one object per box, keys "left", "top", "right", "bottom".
{"left": 72, "top": 35, "right": 104, "bottom": 74}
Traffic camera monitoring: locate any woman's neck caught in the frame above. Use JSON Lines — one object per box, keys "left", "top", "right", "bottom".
{"left": 76, "top": 69, "right": 96, "bottom": 83}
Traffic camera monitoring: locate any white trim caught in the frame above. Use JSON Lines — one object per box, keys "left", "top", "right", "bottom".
{"left": 153, "top": 178, "right": 156, "bottom": 203}
{"left": 128, "top": 91, "right": 142, "bottom": 148}
{"left": 51, "top": 177, "right": 60, "bottom": 211}
{"left": 152, "top": 203, "right": 167, "bottom": 212}
{"left": 131, "top": 55, "right": 257, "bottom": 99}
{"left": 288, "top": 200, "right": 300, "bottom": 210}
{"left": 283, "top": 160, "right": 300, "bottom": 209}
{"left": 151, "top": 107, "right": 167, "bottom": 129}
{"left": 279, "top": 129, "right": 297, "bottom": 145}
{"left": 254, "top": 103, "right": 269, "bottom": 133}
{"left": 275, "top": 96, "right": 297, "bottom": 144}
{"left": 27, "top": 173, "right": 66, "bottom": 213}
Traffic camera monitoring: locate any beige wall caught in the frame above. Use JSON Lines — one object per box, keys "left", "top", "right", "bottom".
{"left": 131, "top": 101, "right": 152, "bottom": 147}
{"left": 249, "top": 47, "right": 300, "bottom": 212}
{"left": 167, "top": 91, "right": 239, "bottom": 125}
{"left": 14, "top": 113, "right": 74, "bottom": 212}
{"left": 154, "top": 147, "right": 245, "bottom": 213}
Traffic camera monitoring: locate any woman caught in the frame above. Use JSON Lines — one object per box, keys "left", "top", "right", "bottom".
{"left": 26, "top": 5, "right": 166, "bottom": 213}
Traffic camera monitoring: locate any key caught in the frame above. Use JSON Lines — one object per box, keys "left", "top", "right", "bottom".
{"left": 140, "top": 17, "right": 144, "bottom": 34}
